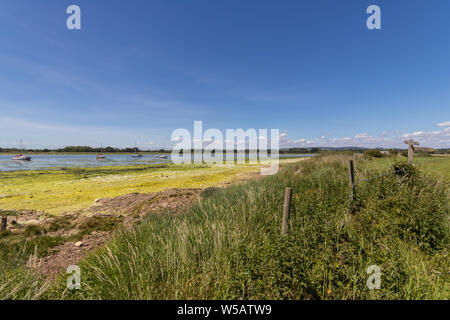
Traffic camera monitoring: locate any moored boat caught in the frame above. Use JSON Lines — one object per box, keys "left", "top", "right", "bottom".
{"left": 132, "top": 142, "right": 143, "bottom": 157}
{"left": 12, "top": 154, "right": 31, "bottom": 161}
{"left": 97, "top": 144, "right": 107, "bottom": 159}
{"left": 12, "top": 140, "right": 31, "bottom": 161}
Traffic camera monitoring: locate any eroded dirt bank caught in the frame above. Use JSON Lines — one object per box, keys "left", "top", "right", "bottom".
{"left": 29, "top": 188, "right": 202, "bottom": 278}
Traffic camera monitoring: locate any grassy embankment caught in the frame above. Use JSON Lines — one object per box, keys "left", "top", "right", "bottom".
{"left": 1, "top": 155, "right": 449, "bottom": 299}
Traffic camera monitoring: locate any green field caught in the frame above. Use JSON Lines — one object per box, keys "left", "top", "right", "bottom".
{"left": 360, "top": 156, "right": 450, "bottom": 180}
{"left": 360, "top": 155, "right": 450, "bottom": 198}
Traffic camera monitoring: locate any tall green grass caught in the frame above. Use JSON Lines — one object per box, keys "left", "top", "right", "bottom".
{"left": 0, "top": 238, "right": 50, "bottom": 300}
{"left": 46, "top": 156, "right": 449, "bottom": 300}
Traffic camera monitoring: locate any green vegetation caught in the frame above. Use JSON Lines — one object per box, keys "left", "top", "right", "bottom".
{"left": 0, "top": 215, "right": 127, "bottom": 299}
{"left": 0, "top": 227, "right": 64, "bottom": 299}
{"left": 360, "top": 156, "right": 450, "bottom": 197}
{"left": 364, "top": 149, "right": 383, "bottom": 158}
{"left": 1, "top": 155, "right": 448, "bottom": 299}
{"left": 42, "top": 155, "right": 448, "bottom": 300}
{"left": 23, "top": 224, "right": 45, "bottom": 237}
{"left": 0, "top": 146, "right": 170, "bottom": 154}
{"left": 67, "top": 215, "right": 124, "bottom": 242}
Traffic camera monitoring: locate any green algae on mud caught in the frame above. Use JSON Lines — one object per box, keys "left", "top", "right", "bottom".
{"left": 0, "top": 162, "right": 282, "bottom": 215}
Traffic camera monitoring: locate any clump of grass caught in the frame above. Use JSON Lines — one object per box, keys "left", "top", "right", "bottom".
{"left": 0, "top": 230, "right": 13, "bottom": 239}
{"left": 77, "top": 215, "right": 122, "bottom": 234}
{"left": 47, "top": 216, "right": 73, "bottom": 232}
{"left": 48, "top": 156, "right": 449, "bottom": 300}
{"left": 0, "top": 233, "right": 61, "bottom": 299}
{"left": 200, "top": 187, "right": 220, "bottom": 198}
{"left": 26, "top": 236, "right": 64, "bottom": 258}
{"left": 23, "top": 224, "right": 45, "bottom": 237}
{"left": 64, "top": 215, "right": 123, "bottom": 242}
{"left": 0, "top": 266, "right": 49, "bottom": 300}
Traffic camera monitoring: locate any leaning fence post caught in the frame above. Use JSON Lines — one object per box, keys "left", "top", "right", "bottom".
{"left": 1, "top": 217, "right": 6, "bottom": 231}
{"left": 282, "top": 187, "right": 293, "bottom": 235}
{"left": 348, "top": 160, "right": 355, "bottom": 201}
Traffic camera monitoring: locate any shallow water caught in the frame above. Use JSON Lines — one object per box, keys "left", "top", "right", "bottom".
{"left": 0, "top": 154, "right": 314, "bottom": 172}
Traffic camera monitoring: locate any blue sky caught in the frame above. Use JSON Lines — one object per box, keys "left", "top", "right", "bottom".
{"left": 0, "top": 0, "right": 449, "bottom": 149}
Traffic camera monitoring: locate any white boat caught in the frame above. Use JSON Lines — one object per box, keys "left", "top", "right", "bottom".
{"left": 132, "top": 142, "right": 143, "bottom": 157}
{"left": 12, "top": 154, "right": 31, "bottom": 161}
{"left": 156, "top": 154, "right": 168, "bottom": 159}
{"left": 12, "top": 140, "right": 31, "bottom": 161}
{"left": 97, "top": 144, "right": 107, "bottom": 159}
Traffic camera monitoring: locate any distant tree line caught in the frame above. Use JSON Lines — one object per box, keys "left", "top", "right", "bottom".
{"left": 0, "top": 146, "right": 449, "bottom": 154}
{"left": 0, "top": 146, "right": 170, "bottom": 153}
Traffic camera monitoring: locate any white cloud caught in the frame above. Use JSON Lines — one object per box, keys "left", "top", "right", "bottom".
{"left": 171, "top": 136, "right": 183, "bottom": 142}
{"left": 402, "top": 131, "right": 425, "bottom": 138}
{"left": 284, "top": 123, "right": 450, "bottom": 149}
{"left": 436, "top": 121, "right": 450, "bottom": 127}
{"left": 354, "top": 133, "right": 370, "bottom": 139}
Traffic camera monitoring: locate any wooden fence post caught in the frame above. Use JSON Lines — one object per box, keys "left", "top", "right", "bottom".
{"left": 348, "top": 160, "right": 355, "bottom": 201}
{"left": 282, "top": 187, "right": 293, "bottom": 235}
{"left": 1, "top": 217, "right": 6, "bottom": 231}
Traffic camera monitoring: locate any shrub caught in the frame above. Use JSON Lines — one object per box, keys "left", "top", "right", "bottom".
{"left": 364, "top": 149, "right": 383, "bottom": 158}
{"left": 393, "top": 161, "right": 417, "bottom": 180}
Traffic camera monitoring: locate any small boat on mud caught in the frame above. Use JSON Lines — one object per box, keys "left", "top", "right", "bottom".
{"left": 156, "top": 154, "right": 168, "bottom": 159}
{"left": 12, "top": 140, "right": 31, "bottom": 161}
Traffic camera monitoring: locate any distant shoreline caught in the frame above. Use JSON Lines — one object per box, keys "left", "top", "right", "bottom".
{"left": 0, "top": 151, "right": 170, "bottom": 155}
